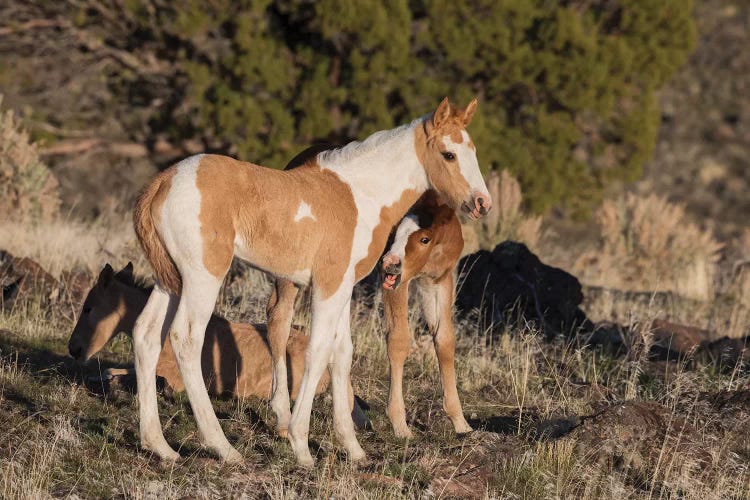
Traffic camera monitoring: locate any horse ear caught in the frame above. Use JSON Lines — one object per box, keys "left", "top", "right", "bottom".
{"left": 462, "top": 98, "right": 478, "bottom": 126}
{"left": 433, "top": 97, "right": 452, "bottom": 129}
{"left": 116, "top": 262, "right": 134, "bottom": 283}
{"left": 99, "top": 263, "right": 115, "bottom": 287}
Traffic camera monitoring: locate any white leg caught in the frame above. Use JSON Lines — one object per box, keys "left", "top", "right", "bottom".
{"left": 287, "top": 285, "right": 351, "bottom": 467}
{"left": 133, "top": 284, "right": 179, "bottom": 460}
{"left": 328, "top": 301, "right": 366, "bottom": 461}
{"left": 170, "top": 272, "right": 242, "bottom": 463}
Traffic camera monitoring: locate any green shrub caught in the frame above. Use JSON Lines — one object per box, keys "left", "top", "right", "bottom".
{"left": 117, "top": 0, "right": 695, "bottom": 213}
{"left": 0, "top": 97, "right": 60, "bottom": 222}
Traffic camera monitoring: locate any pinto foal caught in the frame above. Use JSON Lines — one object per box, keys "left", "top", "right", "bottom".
{"left": 132, "top": 97, "right": 491, "bottom": 466}
{"left": 268, "top": 191, "right": 471, "bottom": 439}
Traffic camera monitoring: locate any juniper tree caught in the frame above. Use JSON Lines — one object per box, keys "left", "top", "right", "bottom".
{"left": 118, "top": 0, "right": 694, "bottom": 213}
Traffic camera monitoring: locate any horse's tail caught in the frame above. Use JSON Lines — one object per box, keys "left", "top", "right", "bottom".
{"left": 133, "top": 167, "right": 182, "bottom": 295}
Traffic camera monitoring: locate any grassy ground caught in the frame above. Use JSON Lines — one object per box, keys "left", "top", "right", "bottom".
{"left": 1, "top": 258, "right": 750, "bottom": 499}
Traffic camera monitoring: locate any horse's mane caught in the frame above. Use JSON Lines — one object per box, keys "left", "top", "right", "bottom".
{"left": 318, "top": 116, "right": 426, "bottom": 165}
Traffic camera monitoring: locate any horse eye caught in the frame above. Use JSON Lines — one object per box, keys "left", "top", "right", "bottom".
{"left": 420, "top": 237, "right": 431, "bottom": 244}
{"left": 441, "top": 151, "right": 456, "bottom": 161}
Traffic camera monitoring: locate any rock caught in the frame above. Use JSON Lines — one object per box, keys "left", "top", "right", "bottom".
{"left": 0, "top": 250, "right": 59, "bottom": 309}
{"left": 567, "top": 401, "right": 709, "bottom": 484}
{"left": 676, "top": 390, "right": 750, "bottom": 456}
{"left": 456, "top": 241, "right": 590, "bottom": 338}
{"left": 649, "top": 319, "right": 713, "bottom": 358}
{"left": 703, "top": 335, "right": 750, "bottom": 366}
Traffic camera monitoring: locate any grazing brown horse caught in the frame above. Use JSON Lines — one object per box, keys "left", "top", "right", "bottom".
{"left": 68, "top": 263, "right": 325, "bottom": 398}
{"left": 380, "top": 191, "right": 470, "bottom": 438}
{"left": 132, "top": 97, "right": 491, "bottom": 466}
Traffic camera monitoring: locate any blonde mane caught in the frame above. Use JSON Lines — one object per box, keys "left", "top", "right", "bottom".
{"left": 319, "top": 116, "right": 426, "bottom": 166}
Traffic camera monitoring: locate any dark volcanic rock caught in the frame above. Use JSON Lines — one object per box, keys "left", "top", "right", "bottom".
{"left": 567, "top": 401, "right": 709, "bottom": 484}
{"left": 0, "top": 250, "right": 59, "bottom": 309}
{"left": 456, "top": 241, "right": 590, "bottom": 337}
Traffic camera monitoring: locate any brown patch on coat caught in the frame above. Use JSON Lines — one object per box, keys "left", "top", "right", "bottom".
{"left": 194, "top": 155, "right": 357, "bottom": 298}
{"left": 354, "top": 189, "right": 422, "bottom": 280}
{"left": 133, "top": 167, "right": 181, "bottom": 294}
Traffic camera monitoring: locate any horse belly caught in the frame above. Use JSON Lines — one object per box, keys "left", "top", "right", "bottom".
{"left": 233, "top": 228, "right": 315, "bottom": 286}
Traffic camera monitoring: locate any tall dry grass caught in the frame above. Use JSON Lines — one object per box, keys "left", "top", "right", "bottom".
{"left": 461, "top": 170, "right": 543, "bottom": 255}
{"left": 0, "top": 209, "right": 142, "bottom": 278}
{"left": 574, "top": 193, "right": 723, "bottom": 301}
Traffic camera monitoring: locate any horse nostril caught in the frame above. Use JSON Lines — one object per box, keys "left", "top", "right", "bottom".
{"left": 69, "top": 345, "right": 82, "bottom": 359}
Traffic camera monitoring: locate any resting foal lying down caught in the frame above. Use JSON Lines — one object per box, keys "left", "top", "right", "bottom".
{"left": 67, "top": 263, "right": 368, "bottom": 427}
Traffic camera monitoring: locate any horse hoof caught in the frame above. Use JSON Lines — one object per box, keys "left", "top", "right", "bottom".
{"left": 223, "top": 449, "right": 243, "bottom": 464}
{"left": 296, "top": 454, "right": 315, "bottom": 468}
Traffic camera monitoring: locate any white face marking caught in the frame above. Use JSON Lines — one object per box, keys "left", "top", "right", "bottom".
{"left": 293, "top": 201, "right": 315, "bottom": 222}
{"left": 443, "top": 131, "right": 489, "bottom": 199}
{"left": 386, "top": 215, "right": 420, "bottom": 260}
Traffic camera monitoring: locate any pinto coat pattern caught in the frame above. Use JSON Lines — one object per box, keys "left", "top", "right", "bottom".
{"left": 132, "top": 97, "right": 491, "bottom": 466}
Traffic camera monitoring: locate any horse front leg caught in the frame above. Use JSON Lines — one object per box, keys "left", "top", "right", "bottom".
{"left": 266, "top": 278, "right": 299, "bottom": 438}
{"left": 328, "top": 300, "right": 367, "bottom": 461}
{"left": 287, "top": 283, "right": 353, "bottom": 467}
{"left": 384, "top": 282, "right": 414, "bottom": 438}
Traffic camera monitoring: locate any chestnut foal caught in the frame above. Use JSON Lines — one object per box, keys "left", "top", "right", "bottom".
{"left": 380, "top": 191, "right": 471, "bottom": 438}
{"left": 68, "top": 263, "right": 328, "bottom": 400}
{"left": 268, "top": 191, "right": 471, "bottom": 439}
{"left": 132, "top": 97, "right": 491, "bottom": 466}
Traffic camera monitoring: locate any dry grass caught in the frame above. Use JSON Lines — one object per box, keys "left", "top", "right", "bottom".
{"left": 462, "top": 170, "right": 543, "bottom": 255}
{"left": 0, "top": 208, "right": 142, "bottom": 278}
{"left": 0, "top": 162, "right": 748, "bottom": 496}
{"left": 2, "top": 257, "right": 749, "bottom": 498}
{"left": 574, "top": 193, "right": 723, "bottom": 301}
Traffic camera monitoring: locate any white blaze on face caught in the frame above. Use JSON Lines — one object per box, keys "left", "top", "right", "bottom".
{"left": 293, "top": 201, "right": 316, "bottom": 222}
{"left": 443, "top": 131, "right": 490, "bottom": 199}
{"left": 387, "top": 215, "right": 420, "bottom": 260}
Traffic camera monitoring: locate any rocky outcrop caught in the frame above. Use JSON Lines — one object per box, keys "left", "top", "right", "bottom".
{"left": 456, "top": 241, "right": 590, "bottom": 338}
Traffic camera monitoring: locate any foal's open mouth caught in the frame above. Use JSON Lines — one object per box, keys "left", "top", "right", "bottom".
{"left": 382, "top": 272, "right": 402, "bottom": 290}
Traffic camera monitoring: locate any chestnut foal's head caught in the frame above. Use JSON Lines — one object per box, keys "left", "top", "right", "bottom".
{"left": 382, "top": 193, "right": 464, "bottom": 290}
{"left": 68, "top": 263, "right": 140, "bottom": 362}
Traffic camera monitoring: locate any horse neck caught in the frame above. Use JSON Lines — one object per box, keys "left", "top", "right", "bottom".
{"left": 318, "top": 118, "right": 430, "bottom": 212}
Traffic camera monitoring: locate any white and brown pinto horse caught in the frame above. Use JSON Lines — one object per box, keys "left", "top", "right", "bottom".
{"left": 132, "top": 97, "right": 491, "bottom": 466}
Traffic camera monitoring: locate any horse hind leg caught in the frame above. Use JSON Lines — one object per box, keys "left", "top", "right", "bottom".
{"left": 328, "top": 300, "right": 367, "bottom": 461}
{"left": 170, "top": 267, "right": 242, "bottom": 463}
{"left": 133, "top": 284, "right": 179, "bottom": 460}
{"left": 420, "top": 276, "right": 472, "bottom": 434}
{"left": 267, "top": 278, "right": 299, "bottom": 438}
{"left": 287, "top": 285, "right": 353, "bottom": 467}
